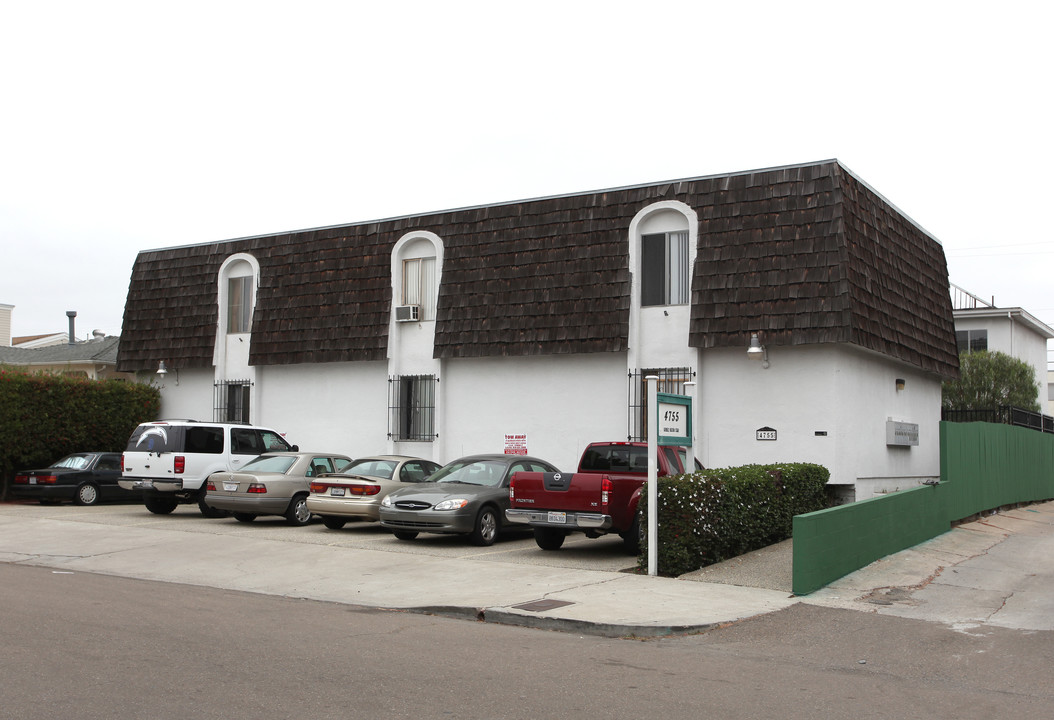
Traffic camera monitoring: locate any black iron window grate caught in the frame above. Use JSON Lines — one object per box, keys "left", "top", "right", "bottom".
{"left": 389, "top": 374, "right": 438, "bottom": 441}
{"left": 215, "top": 380, "right": 252, "bottom": 423}
{"left": 627, "top": 367, "right": 695, "bottom": 441}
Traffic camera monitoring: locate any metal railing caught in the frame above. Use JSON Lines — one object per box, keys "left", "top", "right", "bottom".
{"left": 942, "top": 405, "right": 1054, "bottom": 434}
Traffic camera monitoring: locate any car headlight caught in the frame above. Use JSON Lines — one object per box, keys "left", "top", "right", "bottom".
{"left": 381, "top": 495, "right": 393, "bottom": 508}
{"left": 433, "top": 498, "right": 469, "bottom": 511}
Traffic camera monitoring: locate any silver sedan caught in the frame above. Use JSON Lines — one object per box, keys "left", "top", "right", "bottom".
{"left": 378, "top": 454, "right": 559, "bottom": 546}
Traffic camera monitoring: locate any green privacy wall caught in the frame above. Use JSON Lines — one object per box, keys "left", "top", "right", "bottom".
{"left": 792, "top": 421, "right": 1054, "bottom": 595}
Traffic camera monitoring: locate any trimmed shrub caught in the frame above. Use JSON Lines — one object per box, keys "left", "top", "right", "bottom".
{"left": 0, "top": 367, "right": 160, "bottom": 499}
{"left": 638, "top": 462, "right": 831, "bottom": 576}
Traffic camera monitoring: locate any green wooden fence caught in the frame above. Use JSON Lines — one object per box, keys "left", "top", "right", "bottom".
{"left": 791, "top": 421, "right": 1054, "bottom": 595}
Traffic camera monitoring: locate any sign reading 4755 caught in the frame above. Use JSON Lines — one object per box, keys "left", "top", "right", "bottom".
{"left": 656, "top": 392, "right": 691, "bottom": 445}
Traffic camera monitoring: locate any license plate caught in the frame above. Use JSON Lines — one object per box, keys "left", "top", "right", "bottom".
{"left": 330, "top": 487, "right": 346, "bottom": 496}
{"left": 29, "top": 478, "right": 37, "bottom": 485}
{"left": 547, "top": 511, "right": 566, "bottom": 524}
{"left": 223, "top": 482, "right": 238, "bottom": 492}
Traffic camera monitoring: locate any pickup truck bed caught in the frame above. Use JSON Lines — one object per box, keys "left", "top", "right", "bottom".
{"left": 506, "top": 442, "right": 695, "bottom": 553}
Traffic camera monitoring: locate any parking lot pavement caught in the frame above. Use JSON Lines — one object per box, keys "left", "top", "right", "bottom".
{"left": 1, "top": 500, "right": 801, "bottom": 636}
{"left": 0, "top": 501, "right": 640, "bottom": 571}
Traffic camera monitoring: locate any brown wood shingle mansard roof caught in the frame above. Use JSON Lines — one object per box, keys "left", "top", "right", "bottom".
{"left": 116, "top": 160, "right": 959, "bottom": 378}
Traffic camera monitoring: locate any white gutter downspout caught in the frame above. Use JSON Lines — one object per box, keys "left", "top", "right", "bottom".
{"left": 1009, "top": 311, "right": 1015, "bottom": 355}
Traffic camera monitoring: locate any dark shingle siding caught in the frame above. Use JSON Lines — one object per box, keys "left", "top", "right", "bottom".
{"left": 433, "top": 194, "right": 632, "bottom": 359}
{"left": 687, "top": 163, "right": 957, "bottom": 378}
{"left": 839, "top": 171, "right": 959, "bottom": 376}
{"left": 117, "top": 160, "right": 958, "bottom": 378}
{"left": 689, "top": 163, "right": 852, "bottom": 350}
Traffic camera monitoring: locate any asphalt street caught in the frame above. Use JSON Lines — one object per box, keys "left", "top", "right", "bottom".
{"left": 3, "top": 562, "right": 1051, "bottom": 720}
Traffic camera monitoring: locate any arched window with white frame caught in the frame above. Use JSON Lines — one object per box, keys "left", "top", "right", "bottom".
{"left": 393, "top": 233, "right": 442, "bottom": 322}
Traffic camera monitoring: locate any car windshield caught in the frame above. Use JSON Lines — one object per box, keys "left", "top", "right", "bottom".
{"left": 240, "top": 455, "right": 296, "bottom": 474}
{"left": 341, "top": 459, "right": 397, "bottom": 479}
{"left": 432, "top": 460, "right": 507, "bottom": 488}
{"left": 52, "top": 454, "right": 92, "bottom": 470}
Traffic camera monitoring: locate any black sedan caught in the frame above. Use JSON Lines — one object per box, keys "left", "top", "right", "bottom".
{"left": 12, "top": 452, "right": 138, "bottom": 506}
{"left": 378, "top": 454, "right": 559, "bottom": 546}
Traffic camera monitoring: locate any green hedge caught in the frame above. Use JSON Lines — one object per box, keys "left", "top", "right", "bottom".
{"left": 0, "top": 367, "right": 160, "bottom": 498}
{"left": 638, "top": 462, "right": 831, "bottom": 576}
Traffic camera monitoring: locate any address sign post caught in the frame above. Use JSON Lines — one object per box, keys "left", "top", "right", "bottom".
{"left": 646, "top": 378, "right": 693, "bottom": 577}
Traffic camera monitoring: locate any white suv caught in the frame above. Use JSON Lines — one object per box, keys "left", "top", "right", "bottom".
{"left": 120, "top": 420, "right": 297, "bottom": 516}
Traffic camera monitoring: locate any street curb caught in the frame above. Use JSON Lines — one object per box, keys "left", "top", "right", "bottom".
{"left": 407, "top": 604, "right": 721, "bottom": 638}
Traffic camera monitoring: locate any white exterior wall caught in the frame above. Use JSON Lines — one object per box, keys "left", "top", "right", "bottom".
{"left": 955, "top": 313, "right": 1049, "bottom": 405}
{"left": 148, "top": 368, "right": 218, "bottom": 422}
{"left": 254, "top": 362, "right": 389, "bottom": 457}
{"left": 153, "top": 341, "right": 943, "bottom": 499}
{"left": 441, "top": 353, "right": 628, "bottom": 471}
{"left": 696, "top": 344, "right": 941, "bottom": 500}
{"left": 1048, "top": 370, "right": 1054, "bottom": 416}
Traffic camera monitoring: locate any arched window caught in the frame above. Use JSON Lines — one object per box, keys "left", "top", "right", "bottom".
{"left": 392, "top": 232, "right": 442, "bottom": 322}
{"left": 637, "top": 207, "right": 692, "bottom": 307}
{"left": 221, "top": 257, "right": 257, "bottom": 334}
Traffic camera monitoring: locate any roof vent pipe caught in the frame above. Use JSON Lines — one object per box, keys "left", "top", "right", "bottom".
{"left": 66, "top": 310, "right": 77, "bottom": 345}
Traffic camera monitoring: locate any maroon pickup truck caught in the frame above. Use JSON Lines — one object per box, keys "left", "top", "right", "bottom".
{"left": 505, "top": 441, "right": 698, "bottom": 553}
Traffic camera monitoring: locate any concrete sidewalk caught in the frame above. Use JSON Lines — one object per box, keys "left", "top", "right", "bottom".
{"left": 1, "top": 500, "right": 1051, "bottom": 636}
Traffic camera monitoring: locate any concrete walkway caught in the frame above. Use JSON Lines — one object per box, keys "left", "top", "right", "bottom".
{"left": 1, "top": 500, "right": 1051, "bottom": 636}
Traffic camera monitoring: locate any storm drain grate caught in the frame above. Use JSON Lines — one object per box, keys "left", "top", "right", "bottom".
{"left": 512, "top": 599, "right": 576, "bottom": 612}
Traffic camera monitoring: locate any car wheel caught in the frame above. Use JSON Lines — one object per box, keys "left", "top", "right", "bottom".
{"left": 322, "top": 516, "right": 347, "bottom": 530}
{"left": 392, "top": 530, "right": 418, "bottom": 541}
{"left": 469, "top": 506, "right": 499, "bottom": 547}
{"left": 233, "top": 513, "right": 256, "bottom": 523}
{"left": 534, "top": 527, "right": 566, "bottom": 551}
{"left": 144, "top": 495, "right": 178, "bottom": 515}
{"left": 73, "top": 483, "right": 101, "bottom": 506}
{"left": 285, "top": 494, "right": 311, "bottom": 526}
{"left": 623, "top": 511, "right": 644, "bottom": 555}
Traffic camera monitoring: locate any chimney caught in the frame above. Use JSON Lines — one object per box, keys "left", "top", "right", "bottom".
{"left": 66, "top": 310, "right": 77, "bottom": 345}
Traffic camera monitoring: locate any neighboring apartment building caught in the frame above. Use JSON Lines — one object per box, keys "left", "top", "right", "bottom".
{"left": 116, "top": 160, "right": 960, "bottom": 502}
{"left": 950, "top": 284, "right": 1054, "bottom": 409}
{"left": 0, "top": 305, "right": 131, "bottom": 380}
{"left": 0, "top": 303, "right": 12, "bottom": 346}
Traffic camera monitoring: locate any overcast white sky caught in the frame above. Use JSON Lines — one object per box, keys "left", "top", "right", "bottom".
{"left": 2, "top": 1, "right": 1051, "bottom": 348}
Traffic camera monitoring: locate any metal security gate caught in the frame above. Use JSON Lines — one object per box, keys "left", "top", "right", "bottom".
{"left": 388, "top": 374, "right": 438, "bottom": 441}
{"left": 627, "top": 367, "right": 695, "bottom": 441}
{"left": 214, "top": 380, "right": 252, "bottom": 423}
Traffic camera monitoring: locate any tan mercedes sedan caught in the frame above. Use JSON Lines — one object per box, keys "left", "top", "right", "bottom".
{"left": 204, "top": 452, "right": 353, "bottom": 525}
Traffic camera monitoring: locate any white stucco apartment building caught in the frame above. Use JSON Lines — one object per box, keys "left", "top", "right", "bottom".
{"left": 117, "top": 161, "right": 960, "bottom": 502}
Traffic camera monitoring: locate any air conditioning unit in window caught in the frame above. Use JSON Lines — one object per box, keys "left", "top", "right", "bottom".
{"left": 395, "top": 305, "right": 420, "bottom": 322}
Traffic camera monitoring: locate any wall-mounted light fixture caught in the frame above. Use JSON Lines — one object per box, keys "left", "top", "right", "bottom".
{"left": 156, "top": 361, "right": 178, "bottom": 386}
{"left": 895, "top": 378, "right": 906, "bottom": 391}
{"left": 747, "top": 333, "right": 770, "bottom": 369}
